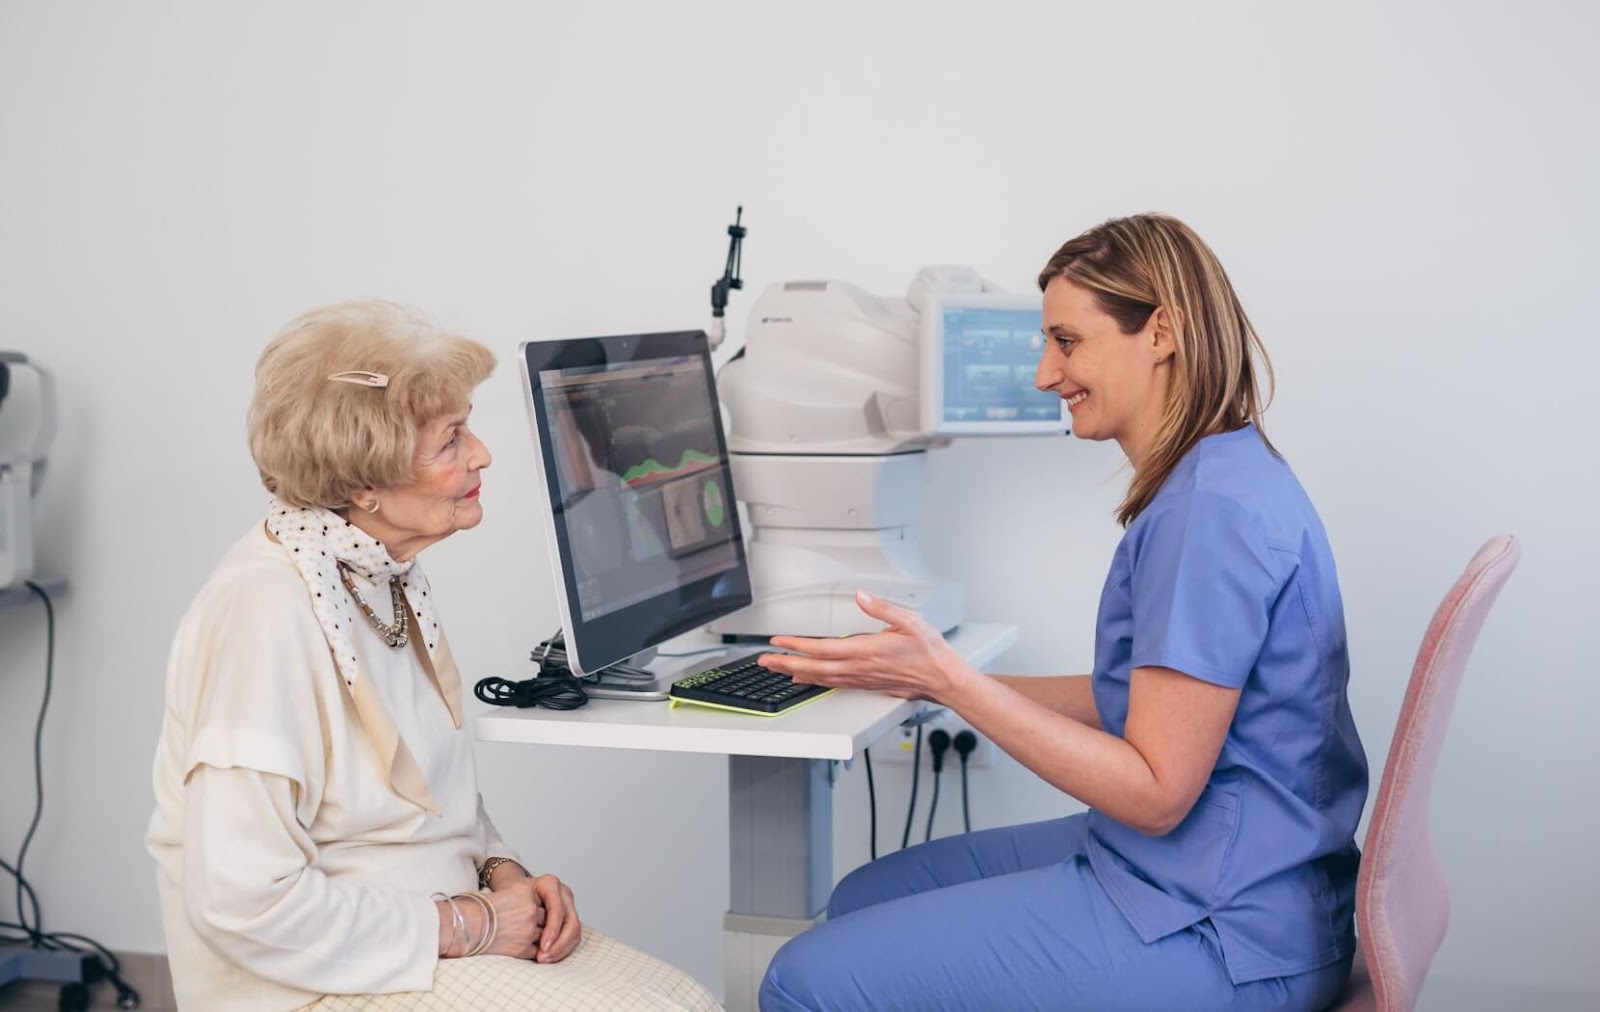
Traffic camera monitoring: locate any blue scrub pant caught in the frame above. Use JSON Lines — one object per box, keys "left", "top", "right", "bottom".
{"left": 759, "top": 814, "right": 1351, "bottom": 1012}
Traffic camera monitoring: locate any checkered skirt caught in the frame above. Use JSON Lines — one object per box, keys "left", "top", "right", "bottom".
{"left": 300, "top": 928, "right": 721, "bottom": 1011}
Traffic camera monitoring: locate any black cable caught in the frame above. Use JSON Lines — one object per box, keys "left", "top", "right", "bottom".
{"left": 863, "top": 748, "right": 877, "bottom": 861}
{"left": 474, "top": 675, "right": 587, "bottom": 710}
{"left": 899, "top": 724, "right": 922, "bottom": 851}
{"left": 473, "top": 630, "right": 593, "bottom": 711}
{"left": 0, "top": 857, "right": 41, "bottom": 934}
{"left": 960, "top": 762, "right": 971, "bottom": 834}
{"left": 924, "top": 729, "right": 951, "bottom": 844}
{"left": 17, "top": 581, "right": 54, "bottom": 936}
{"left": 953, "top": 730, "right": 979, "bottom": 834}
{"left": 6, "top": 582, "right": 142, "bottom": 1008}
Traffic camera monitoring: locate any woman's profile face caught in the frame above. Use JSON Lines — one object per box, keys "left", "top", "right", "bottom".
{"left": 1035, "top": 276, "right": 1170, "bottom": 454}
{"left": 373, "top": 407, "right": 492, "bottom": 544}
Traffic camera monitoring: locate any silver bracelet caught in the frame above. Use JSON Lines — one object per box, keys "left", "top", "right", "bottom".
{"left": 458, "top": 891, "right": 498, "bottom": 957}
{"left": 431, "top": 892, "right": 467, "bottom": 958}
{"left": 447, "top": 895, "right": 469, "bottom": 957}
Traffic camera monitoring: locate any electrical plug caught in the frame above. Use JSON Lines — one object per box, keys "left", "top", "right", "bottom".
{"left": 928, "top": 728, "right": 952, "bottom": 773}
{"left": 952, "top": 730, "right": 978, "bottom": 765}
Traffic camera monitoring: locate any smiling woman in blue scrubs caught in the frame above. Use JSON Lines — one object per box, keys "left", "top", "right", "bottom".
{"left": 756, "top": 214, "right": 1368, "bottom": 1012}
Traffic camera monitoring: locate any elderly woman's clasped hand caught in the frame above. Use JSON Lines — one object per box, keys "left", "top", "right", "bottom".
{"left": 447, "top": 871, "right": 582, "bottom": 964}
{"left": 757, "top": 591, "right": 977, "bottom": 703}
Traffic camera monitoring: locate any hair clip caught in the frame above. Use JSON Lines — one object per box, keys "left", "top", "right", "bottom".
{"left": 328, "top": 370, "right": 389, "bottom": 388}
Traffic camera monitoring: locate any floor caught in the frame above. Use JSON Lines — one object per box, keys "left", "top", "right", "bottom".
{"left": 0, "top": 951, "right": 174, "bottom": 1012}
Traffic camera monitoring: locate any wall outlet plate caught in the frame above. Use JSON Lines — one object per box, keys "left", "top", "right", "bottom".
{"left": 870, "top": 707, "right": 992, "bottom": 768}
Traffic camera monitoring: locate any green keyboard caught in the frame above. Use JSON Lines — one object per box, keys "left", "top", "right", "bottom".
{"left": 669, "top": 656, "right": 835, "bottom": 715}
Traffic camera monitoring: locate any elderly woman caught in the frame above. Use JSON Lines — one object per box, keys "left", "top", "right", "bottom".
{"left": 146, "top": 301, "right": 721, "bottom": 1011}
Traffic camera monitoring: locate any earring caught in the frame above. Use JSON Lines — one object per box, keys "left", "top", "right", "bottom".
{"left": 361, "top": 499, "right": 380, "bottom": 514}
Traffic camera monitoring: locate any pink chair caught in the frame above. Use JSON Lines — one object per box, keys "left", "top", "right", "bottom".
{"left": 1331, "top": 536, "right": 1521, "bottom": 1011}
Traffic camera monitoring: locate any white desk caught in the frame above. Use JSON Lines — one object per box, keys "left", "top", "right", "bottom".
{"left": 476, "top": 621, "right": 1018, "bottom": 1012}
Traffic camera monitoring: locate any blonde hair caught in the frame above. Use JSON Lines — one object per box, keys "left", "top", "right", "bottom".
{"left": 247, "top": 299, "right": 496, "bottom": 508}
{"left": 1037, "top": 214, "right": 1276, "bottom": 527}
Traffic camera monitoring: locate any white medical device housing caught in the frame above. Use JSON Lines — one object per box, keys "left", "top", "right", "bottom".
{"left": 709, "top": 267, "right": 1062, "bottom": 638}
{"left": 920, "top": 290, "right": 1068, "bottom": 437}
{"left": 0, "top": 353, "right": 58, "bottom": 590}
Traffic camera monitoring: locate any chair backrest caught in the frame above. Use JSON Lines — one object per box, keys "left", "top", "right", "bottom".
{"left": 1352, "top": 535, "right": 1521, "bottom": 1011}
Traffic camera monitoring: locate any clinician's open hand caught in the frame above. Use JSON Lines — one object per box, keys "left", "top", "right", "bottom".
{"left": 759, "top": 591, "right": 977, "bottom": 702}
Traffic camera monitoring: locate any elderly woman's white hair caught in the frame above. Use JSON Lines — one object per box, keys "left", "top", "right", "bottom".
{"left": 248, "top": 299, "right": 496, "bottom": 509}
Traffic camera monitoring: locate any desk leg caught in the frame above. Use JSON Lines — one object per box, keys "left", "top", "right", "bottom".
{"left": 724, "top": 755, "right": 831, "bottom": 1012}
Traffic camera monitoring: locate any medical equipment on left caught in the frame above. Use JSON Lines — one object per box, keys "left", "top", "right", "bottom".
{"left": 0, "top": 352, "right": 58, "bottom": 589}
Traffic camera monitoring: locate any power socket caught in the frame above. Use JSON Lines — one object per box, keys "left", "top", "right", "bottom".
{"left": 871, "top": 707, "right": 992, "bottom": 769}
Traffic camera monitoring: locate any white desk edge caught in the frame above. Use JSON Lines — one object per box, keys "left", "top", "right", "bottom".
{"left": 474, "top": 622, "right": 1018, "bottom": 761}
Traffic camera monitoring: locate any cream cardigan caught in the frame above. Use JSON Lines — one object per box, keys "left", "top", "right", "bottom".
{"left": 146, "top": 524, "right": 519, "bottom": 1011}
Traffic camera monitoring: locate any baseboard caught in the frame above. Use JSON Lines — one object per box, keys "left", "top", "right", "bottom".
{"left": 0, "top": 950, "right": 175, "bottom": 1012}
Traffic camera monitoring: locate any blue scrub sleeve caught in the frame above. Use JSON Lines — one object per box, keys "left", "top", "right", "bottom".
{"left": 1127, "top": 491, "right": 1285, "bottom": 689}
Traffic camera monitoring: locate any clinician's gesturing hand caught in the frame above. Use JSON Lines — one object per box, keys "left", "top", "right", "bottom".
{"left": 759, "top": 591, "right": 977, "bottom": 703}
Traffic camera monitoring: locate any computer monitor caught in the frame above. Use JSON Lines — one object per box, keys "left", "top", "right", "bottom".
{"left": 520, "top": 330, "right": 753, "bottom": 679}
{"left": 918, "top": 291, "right": 1069, "bottom": 437}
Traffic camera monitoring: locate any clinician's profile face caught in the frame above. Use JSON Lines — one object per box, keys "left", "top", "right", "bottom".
{"left": 1035, "top": 276, "right": 1172, "bottom": 462}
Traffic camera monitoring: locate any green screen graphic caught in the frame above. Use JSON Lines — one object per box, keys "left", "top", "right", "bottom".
{"left": 703, "top": 480, "right": 726, "bottom": 528}
{"left": 621, "top": 448, "right": 719, "bottom": 487}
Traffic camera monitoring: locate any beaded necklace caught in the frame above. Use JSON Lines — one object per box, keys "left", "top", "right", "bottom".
{"left": 338, "top": 563, "right": 410, "bottom": 649}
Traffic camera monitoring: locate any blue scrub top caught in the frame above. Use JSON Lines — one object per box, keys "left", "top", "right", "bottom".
{"left": 1085, "top": 424, "right": 1368, "bottom": 985}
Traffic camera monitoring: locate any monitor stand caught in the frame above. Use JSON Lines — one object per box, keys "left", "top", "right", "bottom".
{"left": 531, "top": 632, "right": 672, "bottom": 702}
{"left": 585, "top": 668, "right": 669, "bottom": 701}
{"left": 579, "top": 641, "right": 757, "bottom": 702}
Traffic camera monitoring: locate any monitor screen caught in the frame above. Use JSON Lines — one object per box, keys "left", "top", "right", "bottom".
{"left": 521, "top": 331, "right": 751, "bottom": 676}
{"left": 920, "top": 293, "right": 1068, "bottom": 436}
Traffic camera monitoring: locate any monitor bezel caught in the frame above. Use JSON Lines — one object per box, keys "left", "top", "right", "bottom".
{"left": 519, "top": 330, "right": 752, "bottom": 677}
{"left": 918, "top": 291, "right": 1068, "bottom": 437}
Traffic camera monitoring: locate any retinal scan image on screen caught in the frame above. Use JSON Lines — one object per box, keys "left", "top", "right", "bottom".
{"left": 540, "top": 356, "right": 740, "bottom": 622}
{"left": 941, "top": 307, "right": 1060, "bottom": 423}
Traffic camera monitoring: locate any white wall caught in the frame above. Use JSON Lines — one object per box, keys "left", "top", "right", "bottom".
{"left": 2, "top": 1, "right": 1595, "bottom": 1007}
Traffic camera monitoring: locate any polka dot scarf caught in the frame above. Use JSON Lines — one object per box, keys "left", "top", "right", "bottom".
{"left": 266, "top": 499, "right": 461, "bottom": 815}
